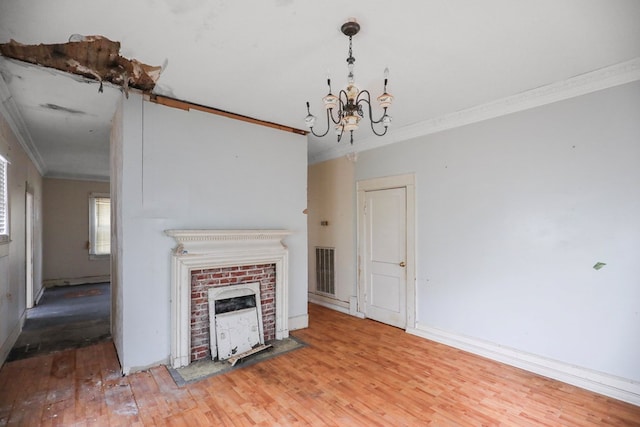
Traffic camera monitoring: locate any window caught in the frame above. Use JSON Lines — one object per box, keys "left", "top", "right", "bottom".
{"left": 0, "top": 155, "right": 8, "bottom": 244}
{"left": 89, "top": 193, "right": 110, "bottom": 257}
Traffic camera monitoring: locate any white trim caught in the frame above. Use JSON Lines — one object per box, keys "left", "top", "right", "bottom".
{"left": 25, "top": 191, "right": 34, "bottom": 309}
{"left": 45, "top": 172, "right": 110, "bottom": 182}
{"left": 288, "top": 313, "right": 309, "bottom": 331}
{"left": 349, "top": 296, "right": 365, "bottom": 318}
{"left": 0, "top": 65, "right": 46, "bottom": 175}
{"left": 356, "top": 173, "right": 416, "bottom": 330}
{"left": 310, "top": 57, "right": 640, "bottom": 164}
{"left": 308, "top": 293, "right": 350, "bottom": 315}
{"left": 408, "top": 323, "right": 640, "bottom": 406}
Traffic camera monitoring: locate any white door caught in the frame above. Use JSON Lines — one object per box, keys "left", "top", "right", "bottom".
{"left": 26, "top": 191, "right": 34, "bottom": 308}
{"left": 364, "top": 187, "right": 407, "bottom": 328}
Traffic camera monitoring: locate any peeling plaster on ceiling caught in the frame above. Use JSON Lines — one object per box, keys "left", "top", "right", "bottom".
{"left": 0, "top": 36, "right": 162, "bottom": 93}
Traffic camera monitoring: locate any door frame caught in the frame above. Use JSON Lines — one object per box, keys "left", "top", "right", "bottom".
{"left": 25, "top": 189, "right": 34, "bottom": 309}
{"left": 356, "top": 173, "right": 416, "bottom": 330}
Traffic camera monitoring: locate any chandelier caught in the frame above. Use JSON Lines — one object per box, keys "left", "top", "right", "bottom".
{"left": 304, "top": 19, "right": 393, "bottom": 144}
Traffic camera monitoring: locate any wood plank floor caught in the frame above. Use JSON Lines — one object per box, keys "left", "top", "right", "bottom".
{"left": 1, "top": 303, "right": 639, "bottom": 426}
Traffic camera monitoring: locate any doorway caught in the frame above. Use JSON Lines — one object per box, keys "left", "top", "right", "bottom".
{"left": 357, "top": 174, "right": 415, "bottom": 329}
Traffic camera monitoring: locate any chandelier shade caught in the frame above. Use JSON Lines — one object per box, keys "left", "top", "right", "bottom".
{"left": 304, "top": 19, "right": 393, "bottom": 144}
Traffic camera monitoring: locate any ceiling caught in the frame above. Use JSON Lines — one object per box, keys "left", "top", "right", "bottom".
{"left": 1, "top": 1, "right": 639, "bottom": 180}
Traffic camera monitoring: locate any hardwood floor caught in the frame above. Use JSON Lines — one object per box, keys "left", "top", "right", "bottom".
{"left": 1, "top": 303, "right": 639, "bottom": 426}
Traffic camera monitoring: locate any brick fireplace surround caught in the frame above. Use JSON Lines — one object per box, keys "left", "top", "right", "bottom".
{"left": 165, "top": 229, "right": 291, "bottom": 368}
{"left": 191, "top": 263, "right": 276, "bottom": 361}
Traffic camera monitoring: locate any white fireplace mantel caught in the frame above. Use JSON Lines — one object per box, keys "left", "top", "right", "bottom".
{"left": 165, "top": 229, "right": 293, "bottom": 254}
{"left": 165, "top": 229, "right": 291, "bottom": 368}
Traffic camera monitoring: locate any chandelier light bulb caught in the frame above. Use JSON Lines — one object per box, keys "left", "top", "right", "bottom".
{"left": 346, "top": 84, "right": 359, "bottom": 101}
{"left": 305, "top": 113, "right": 316, "bottom": 128}
{"left": 304, "top": 102, "right": 317, "bottom": 128}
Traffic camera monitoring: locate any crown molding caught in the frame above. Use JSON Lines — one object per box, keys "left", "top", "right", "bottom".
{"left": 309, "top": 57, "right": 640, "bottom": 164}
{"left": 0, "top": 65, "right": 46, "bottom": 175}
{"left": 44, "top": 171, "right": 110, "bottom": 182}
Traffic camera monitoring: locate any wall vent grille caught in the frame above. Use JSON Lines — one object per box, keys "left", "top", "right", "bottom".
{"left": 315, "top": 247, "right": 335, "bottom": 296}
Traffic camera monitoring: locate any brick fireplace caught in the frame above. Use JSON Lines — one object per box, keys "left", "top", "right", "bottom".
{"left": 165, "top": 229, "right": 291, "bottom": 368}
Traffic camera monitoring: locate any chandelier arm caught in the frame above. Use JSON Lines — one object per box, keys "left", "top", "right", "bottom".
{"left": 331, "top": 89, "right": 350, "bottom": 124}
{"left": 308, "top": 108, "right": 332, "bottom": 138}
{"left": 356, "top": 91, "right": 386, "bottom": 124}
{"left": 355, "top": 89, "right": 372, "bottom": 104}
{"left": 364, "top": 100, "right": 389, "bottom": 136}
{"left": 329, "top": 105, "right": 342, "bottom": 125}
{"left": 338, "top": 89, "right": 349, "bottom": 105}
{"left": 369, "top": 118, "right": 389, "bottom": 136}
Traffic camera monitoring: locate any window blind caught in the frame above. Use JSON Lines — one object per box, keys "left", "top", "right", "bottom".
{"left": 0, "top": 157, "right": 7, "bottom": 238}
{"left": 89, "top": 195, "right": 110, "bottom": 255}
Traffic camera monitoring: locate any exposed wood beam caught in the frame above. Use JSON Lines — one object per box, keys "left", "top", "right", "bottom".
{"left": 147, "top": 94, "right": 308, "bottom": 136}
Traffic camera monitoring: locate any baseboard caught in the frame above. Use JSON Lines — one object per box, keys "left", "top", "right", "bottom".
{"left": 124, "top": 357, "right": 170, "bottom": 376}
{"left": 308, "top": 293, "right": 350, "bottom": 315}
{"left": 43, "top": 275, "right": 111, "bottom": 287}
{"left": 0, "top": 311, "right": 26, "bottom": 367}
{"left": 408, "top": 323, "right": 640, "bottom": 406}
{"left": 288, "top": 313, "right": 309, "bottom": 331}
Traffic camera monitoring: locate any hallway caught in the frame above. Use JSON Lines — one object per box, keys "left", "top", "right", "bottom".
{"left": 7, "top": 283, "right": 110, "bottom": 362}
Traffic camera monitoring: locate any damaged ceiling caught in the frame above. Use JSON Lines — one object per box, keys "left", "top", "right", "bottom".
{"left": 0, "top": 35, "right": 163, "bottom": 180}
{"left": 1, "top": 1, "right": 640, "bottom": 180}
{"left": 0, "top": 36, "right": 162, "bottom": 93}
{"left": 0, "top": 57, "right": 121, "bottom": 180}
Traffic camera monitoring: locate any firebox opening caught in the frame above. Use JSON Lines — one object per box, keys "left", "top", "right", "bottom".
{"left": 215, "top": 295, "right": 257, "bottom": 314}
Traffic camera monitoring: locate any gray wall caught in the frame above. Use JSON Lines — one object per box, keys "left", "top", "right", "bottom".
{"left": 113, "top": 94, "right": 308, "bottom": 372}
{"left": 354, "top": 81, "right": 640, "bottom": 381}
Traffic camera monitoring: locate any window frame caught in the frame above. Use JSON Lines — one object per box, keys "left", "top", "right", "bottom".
{"left": 88, "top": 192, "right": 111, "bottom": 260}
{"left": 0, "top": 154, "right": 9, "bottom": 245}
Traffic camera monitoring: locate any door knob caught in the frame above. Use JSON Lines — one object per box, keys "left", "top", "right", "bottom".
{"left": 399, "top": 261, "right": 406, "bottom": 267}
